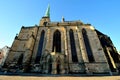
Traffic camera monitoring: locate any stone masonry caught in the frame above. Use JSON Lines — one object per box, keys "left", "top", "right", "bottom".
{"left": 2, "top": 6, "right": 120, "bottom": 75}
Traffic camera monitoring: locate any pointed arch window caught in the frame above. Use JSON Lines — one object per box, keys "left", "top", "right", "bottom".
{"left": 82, "top": 29, "right": 95, "bottom": 62}
{"left": 35, "top": 30, "right": 45, "bottom": 63}
{"left": 52, "top": 30, "right": 61, "bottom": 52}
{"left": 69, "top": 29, "right": 78, "bottom": 62}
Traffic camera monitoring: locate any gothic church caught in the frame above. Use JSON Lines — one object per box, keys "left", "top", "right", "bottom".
{"left": 3, "top": 5, "right": 120, "bottom": 75}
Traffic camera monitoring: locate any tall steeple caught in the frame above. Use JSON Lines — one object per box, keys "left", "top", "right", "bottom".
{"left": 39, "top": 4, "right": 51, "bottom": 26}
{"left": 45, "top": 4, "right": 50, "bottom": 17}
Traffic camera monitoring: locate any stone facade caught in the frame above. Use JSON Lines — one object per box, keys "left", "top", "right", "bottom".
{"left": 2, "top": 10, "right": 120, "bottom": 75}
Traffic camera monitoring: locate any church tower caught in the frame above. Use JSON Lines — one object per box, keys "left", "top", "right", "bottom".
{"left": 39, "top": 4, "right": 50, "bottom": 26}
{"left": 3, "top": 5, "right": 120, "bottom": 75}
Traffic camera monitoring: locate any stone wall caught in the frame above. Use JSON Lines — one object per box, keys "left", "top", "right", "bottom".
{"left": 3, "top": 17, "right": 118, "bottom": 75}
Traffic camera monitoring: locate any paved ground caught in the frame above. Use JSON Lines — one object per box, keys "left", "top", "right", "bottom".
{"left": 0, "top": 75, "right": 120, "bottom": 80}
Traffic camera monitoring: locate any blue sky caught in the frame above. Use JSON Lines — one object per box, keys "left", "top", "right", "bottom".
{"left": 0, "top": 0, "right": 120, "bottom": 52}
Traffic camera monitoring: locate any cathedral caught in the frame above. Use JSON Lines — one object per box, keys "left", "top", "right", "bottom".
{"left": 2, "top": 5, "right": 120, "bottom": 75}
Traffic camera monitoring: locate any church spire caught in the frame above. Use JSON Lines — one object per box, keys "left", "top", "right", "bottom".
{"left": 45, "top": 4, "right": 50, "bottom": 17}
{"left": 39, "top": 4, "right": 50, "bottom": 26}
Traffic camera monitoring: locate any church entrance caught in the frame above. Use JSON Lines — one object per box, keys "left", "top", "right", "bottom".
{"left": 57, "top": 63, "right": 60, "bottom": 74}
{"left": 56, "top": 60, "right": 61, "bottom": 74}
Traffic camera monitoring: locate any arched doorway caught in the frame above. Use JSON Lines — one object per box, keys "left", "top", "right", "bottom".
{"left": 52, "top": 30, "right": 61, "bottom": 52}
{"left": 57, "top": 60, "right": 61, "bottom": 74}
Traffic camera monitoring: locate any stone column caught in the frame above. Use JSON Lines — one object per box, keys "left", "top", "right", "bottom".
{"left": 74, "top": 27, "right": 83, "bottom": 62}
{"left": 77, "top": 26, "right": 90, "bottom": 74}
{"left": 77, "top": 27, "right": 88, "bottom": 62}
{"left": 66, "top": 28, "right": 72, "bottom": 63}
{"left": 64, "top": 27, "right": 69, "bottom": 73}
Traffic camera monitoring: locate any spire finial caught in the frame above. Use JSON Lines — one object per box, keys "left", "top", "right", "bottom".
{"left": 45, "top": 4, "right": 50, "bottom": 17}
